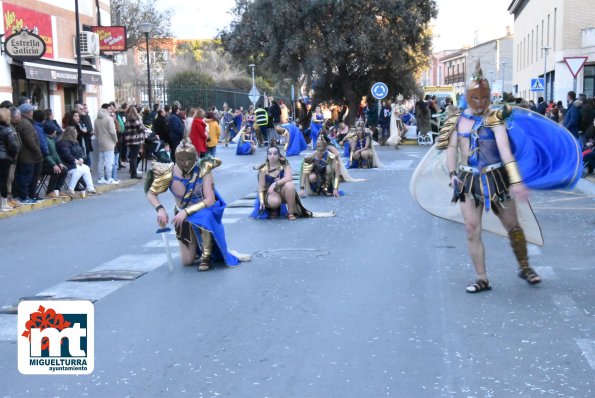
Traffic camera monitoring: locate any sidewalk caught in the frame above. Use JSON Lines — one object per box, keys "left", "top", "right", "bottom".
{"left": 0, "top": 167, "right": 145, "bottom": 220}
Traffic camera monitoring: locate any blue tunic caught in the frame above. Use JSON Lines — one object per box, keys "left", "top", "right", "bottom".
{"left": 171, "top": 173, "right": 239, "bottom": 266}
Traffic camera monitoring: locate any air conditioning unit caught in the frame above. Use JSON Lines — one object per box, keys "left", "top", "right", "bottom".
{"left": 74, "top": 31, "right": 100, "bottom": 58}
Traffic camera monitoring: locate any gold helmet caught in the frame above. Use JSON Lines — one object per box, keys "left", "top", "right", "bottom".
{"left": 466, "top": 61, "right": 491, "bottom": 115}
{"left": 175, "top": 139, "right": 198, "bottom": 175}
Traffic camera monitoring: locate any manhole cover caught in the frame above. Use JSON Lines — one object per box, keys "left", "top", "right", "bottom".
{"left": 68, "top": 270, "right": 145, "bottom": 282}
{"left": 255, "top": 248, "right": 329, "bottom": 259}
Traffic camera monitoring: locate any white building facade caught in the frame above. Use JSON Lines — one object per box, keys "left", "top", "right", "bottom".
{"left": 0, "top": 0, "right": 115, "bottom": 122}
{"left": 508, "top": 0, "right": 595, "bottom": 102}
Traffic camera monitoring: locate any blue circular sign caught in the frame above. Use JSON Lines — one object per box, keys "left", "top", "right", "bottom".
{"left": 371, "top": 82, "right": 388, "bottom": 100}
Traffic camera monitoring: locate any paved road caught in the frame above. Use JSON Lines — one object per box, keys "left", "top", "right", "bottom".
{"left": 1, "top": 143, "right": 594, "bottom": 397}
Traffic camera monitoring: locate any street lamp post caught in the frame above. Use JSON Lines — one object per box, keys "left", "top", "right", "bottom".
{"left": 501, "top": 61, "right": 507, "bottom": 97}
{"left": 542, "top": 46, "right": 551, "bottom": 102}
{"left": 139, "top": 23, "right": 153, "bottom": 107}
{"left": 249, "top": 64, "right": 256, "bottom": 87}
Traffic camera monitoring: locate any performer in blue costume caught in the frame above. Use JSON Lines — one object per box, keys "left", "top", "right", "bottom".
{"left": 424, "top": 62, "right": 581, "bottom": 293}
{"left": 146, "top": 140, "right": 244, "bottom": 271}
{"left": 251, "top": 146, "right": 312, "bottom": 220}
{"left": 236, "top": 125, "right": 257, "bottom": 155}
{"left": 277, "top": 123, "right": 307, "bottom": 156}
{"left": 309, "top": 106, "right": 324, "bottom": 149}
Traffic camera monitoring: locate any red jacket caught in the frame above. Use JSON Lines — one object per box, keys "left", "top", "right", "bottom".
{"left": 189, "top": 117, "right": 208, "bottom": 153}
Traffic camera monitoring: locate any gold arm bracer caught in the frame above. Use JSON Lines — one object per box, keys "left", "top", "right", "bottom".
{"left": 504, "top": 161, "right": 523, "bottom": 185}
{"left": 149, "top": 163, "right": 174, "bottom": 194}
{"left": 184, "top": 200, "right": 208, "bottom": 216}
{"left": 258, "top": 190, "right": 265, "bottom": 205}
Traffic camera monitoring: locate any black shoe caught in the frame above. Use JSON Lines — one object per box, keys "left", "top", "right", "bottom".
{"left": 132, "top": 176, "right": 143, "bottom": 180}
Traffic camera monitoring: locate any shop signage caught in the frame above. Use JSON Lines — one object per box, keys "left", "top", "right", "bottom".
{"left": 3, "top": 3, "right": 54, "bottom": 58}
{"left": 90, "top": 26, "right": 127, "bottom": 52}
{"left": 4, "top": 30, "right": 46, "bottom": 61}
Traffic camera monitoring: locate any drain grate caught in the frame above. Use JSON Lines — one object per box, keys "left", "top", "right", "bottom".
{"left": 255, "top": 248, "right": 329, "bottom": 259}
{"left": 68, "top": 270, "right": 145, "bottom": 282}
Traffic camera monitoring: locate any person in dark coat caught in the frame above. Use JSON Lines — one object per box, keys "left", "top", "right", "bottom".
{"left": 14, "top": 103, "right": 42, "bottom": 203}
{"left": 0, "top": 108, "right": 19, "bottom": 211}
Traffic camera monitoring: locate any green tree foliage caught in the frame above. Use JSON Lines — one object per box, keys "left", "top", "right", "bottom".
{"left": 110, "top": 0, "right": 173, "bottom": 50}
{"left": 168, "top": 70, "right": 215, "bottom": 108}
{"left": 221, "top": 0, "right": 437, "bottom": 123}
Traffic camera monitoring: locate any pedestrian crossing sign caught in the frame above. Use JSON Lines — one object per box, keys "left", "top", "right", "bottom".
{"left": 530, "top": 78, "right": 545, "bottom": 92}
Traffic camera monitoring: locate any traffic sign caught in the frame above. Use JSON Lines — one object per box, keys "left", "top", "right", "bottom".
{"left": 248, "top": 85, "right": 260, "bottom": 105}
{"left": 530, "top": 78, "right": 545, "bottom": 92}
{"left": 563, "top": 56, "right": 588, "bottom": 78}
{"left": 371, "top": 82, "right": 388, "bottom": 100}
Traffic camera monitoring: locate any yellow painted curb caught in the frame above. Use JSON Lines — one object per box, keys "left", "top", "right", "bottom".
{"left": 0, "top": 178, "right": 143, "bottom": 219}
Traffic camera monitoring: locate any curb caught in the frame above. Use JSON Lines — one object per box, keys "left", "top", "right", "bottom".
{"left": 0, "top": 178, "right": 143, "bottom": 220}
{"left": 575, "top": 175, "right": 595, "bottom": 196}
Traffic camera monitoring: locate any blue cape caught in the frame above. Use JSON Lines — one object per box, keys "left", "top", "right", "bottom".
{"left": 187, "top": 188, "right": 239, "bottom": 266}
{"left": 282, "top": 123, "right": 307, "bottom": 156}
{"left": 506, "top": 107, "right": 582, "bottom": 190}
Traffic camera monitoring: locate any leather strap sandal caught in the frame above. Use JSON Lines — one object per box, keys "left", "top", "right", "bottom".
{"left": 519, "top": 267, "right": 541, "bottom": 285}
{"left": 466, "top": 279, "right": 492, "bottom": 293}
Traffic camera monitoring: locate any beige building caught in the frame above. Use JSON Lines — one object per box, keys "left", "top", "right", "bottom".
{"left": 0, "top": 0, "right": 115, "bottom": 122}
{"left": 508, "top": 0, "right": 595, "bottom": 102}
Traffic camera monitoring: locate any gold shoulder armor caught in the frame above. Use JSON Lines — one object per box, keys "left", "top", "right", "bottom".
{"left": 199, "top": 157, "right": 222, "bottom": 178}
{"left": 149, "top": 162, "right": 174, "bottom": 194}
{"left": 436, "top": 110, "right": 461, "bottom": 150}
{"left": 484, "top": 103, "right": 512, "bottom": 128}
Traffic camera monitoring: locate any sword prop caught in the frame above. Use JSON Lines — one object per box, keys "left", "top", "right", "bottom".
{"left": 156, "top": 227, "right": 174, "bottom": 272}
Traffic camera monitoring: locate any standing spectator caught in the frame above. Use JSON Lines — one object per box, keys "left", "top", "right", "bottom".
{"left": 415, "top": 100, "right": 431, "bottom": 138}
{"left": 220, "top": 103, "right": 234, "bottom": 146}
{"left": 152, "top": 109, "right": 170, "bottom": 146}
{"left": 536, "top": 96, "right": 547, "bottom": 115}
{"left": 7, "top": 107, "right": 22, "bottom": 207}
{"left": 168, "top": 105, "right": 184, "bottom": 160}
{"left": 14, "top": 103, "right": 42, "bottom": 203}
{"left": 56, "top": 126, "right": 96, "bottom": 196}
{"left": 269, "top": 101, "right": 281, "bottom": 125}
{"left": 563, "top": 91, "right": 582, "bottom": 139}
{"left": 184, "top": 108, "right": 196, "bottom": 137}
{"left": 189, "top": 108, "right": 208, "bottom": 157}
{"left": 378, "top": 100, "right": 392, "bottom": 146}
{"left": 0, "top": 108, "right": 19, "bottom": 211}
{"left": 579, "top": 94, "right": 594, "bottom": 148}
{"left": 41, "top": 123, "right": 68, "bottom": 198}
{"left": 75, "top": 103, "right": 94, "bottom": 165}
{"left": 279, "top": 100, "right": 289, "bottom": 123}
{"left": 33, "top": 109, "right": 50, "bottom": 200}
{"left": 124, "top": 106, "right": 146, "bottom": 180}
{"left": 95, "top": 104, "right": 118, "bottom": 184}
{"left": 142, "top": 107, "right": 152, "bottom": 126}
{"left": 205, "top": 111, "right": 220, "bottom": 157}
{"left": 149, "top": 103, "right": 159, "bottom": 123}
{"left": 365, "top": 99, "right": 378, "bottom": 133}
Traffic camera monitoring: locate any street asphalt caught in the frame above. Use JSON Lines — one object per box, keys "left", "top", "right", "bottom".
{"left": 0, "top": 142, "right": 594, "bottom": 397}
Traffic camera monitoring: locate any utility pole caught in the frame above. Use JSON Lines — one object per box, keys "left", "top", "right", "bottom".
{"left": 542, "top": 46, "right": 551, "bottom": 101}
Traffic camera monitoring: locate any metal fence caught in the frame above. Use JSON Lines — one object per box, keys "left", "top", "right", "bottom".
{"left": 134, "top": 83, "right": 290, "bottom": 111}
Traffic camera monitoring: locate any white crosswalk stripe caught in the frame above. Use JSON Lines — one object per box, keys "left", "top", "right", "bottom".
{"left": 575, "top": 339, "right": 595, "bottom": 370}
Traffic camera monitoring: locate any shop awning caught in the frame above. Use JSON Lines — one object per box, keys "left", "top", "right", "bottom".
{"left": 23, "top": 59, "right": 102, "bottom": 85}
